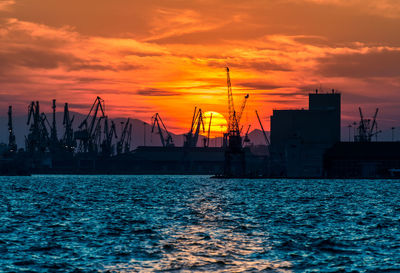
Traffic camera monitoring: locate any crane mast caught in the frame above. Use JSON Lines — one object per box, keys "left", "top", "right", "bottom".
{"left": 226, "top": 67, "right": 235, "bottom": 133}
{"left": 117, "top": 118, "right": 131, "bottom": 154}
{"left": 8, "top": 106, "right": 17, "bottom": 153}
{"left": 51, "top": 99, "right": 57, "bottom": 144}
{"left": 62, "top": 103, "right": 75, "bottom": 152}
{"left": 125, "top": 123, "right": 132, "bottom": 153}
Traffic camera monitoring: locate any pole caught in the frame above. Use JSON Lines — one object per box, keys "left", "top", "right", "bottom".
{"left": 144, "top": 122, "right": 146, "bottom": 146}
{"left": 348, "top": 124, "right": 351, "bottom": 142}
{"left": 392, "top": 127, "right": 395, "bottom": 142}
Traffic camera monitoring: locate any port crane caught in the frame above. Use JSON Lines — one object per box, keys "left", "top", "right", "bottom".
{"left": 62, "top": 103, "right": 76, "bottom": 152}
{"left": 243, "top": 124, "right": 251, "bottom": 145}
{"left": 223, "top": 67, "right": 249, "bottom": 176}
{"left": 151, "top": 113, "right": 174, "bottom": 147}
{"left": 8, "top": 106, "right": 17, "bottom": 153}
{"left": 225, "top": 67, "right": 248, "bottom": 150}
{"left": 50, "top": 99, "right": 58, "bottom": 145}
{"left": 236, "top": 94, "right": 249, "bottom": 129}
{"left": 125, "top": 123, "right": 133, "bottom": 153}
{"left": 117, "top": 118, "right": 132, "bottom": 154}
{"left": 184, "top": 107, "right": 205, "bottom": 148}
{"left": 255, "top": 110, "right": 270, "bottom": 145}
{"left": 354, "top": 107, "right": 381, "bottom": 142}
{"left": 204, "top": 112, "right": 213, "bottom": 147}
{"left": 26, "top": 101, "right": 50, "bottom": 153}
{"left": 101, "top": 117, "right": 118, "bottom": 156}
{"left": 75, "top": 96, "right": 106, "bottom": 152}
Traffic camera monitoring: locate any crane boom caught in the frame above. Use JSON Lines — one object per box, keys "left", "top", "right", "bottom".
{"left": 236, "top": 94, "right": 249, "bottom": 127}
{"left": 255, "top": 110, "right": 270, "bottom": 145}
{"left": 206, "top": 113, "right": 213, "bottom": 147}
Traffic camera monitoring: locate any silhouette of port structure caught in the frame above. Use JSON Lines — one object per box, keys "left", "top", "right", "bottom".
{"left": 1, "top": 68, "right": 400, "bottom": 178}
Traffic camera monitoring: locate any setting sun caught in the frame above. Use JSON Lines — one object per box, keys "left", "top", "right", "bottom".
{"left": 201, "top": 111, "right": 228, "bottom": 138}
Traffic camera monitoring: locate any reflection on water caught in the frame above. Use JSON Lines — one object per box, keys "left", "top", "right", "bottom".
{"left": 1, "top": 175, "right": 399, "bottom": 272}
{"left": 106, "top": 185, "right": 292, "bottom": 272}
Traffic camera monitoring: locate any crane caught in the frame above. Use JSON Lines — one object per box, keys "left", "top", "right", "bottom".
{"left": 243, "top": 124, "right": 251, "bottom": 145}
{"left": 101, "top": 117, "right": 118, "bottom": 156}
{"left": 8, "top": 106, "right": 17, "bottom": 153}
{"left": 62, "top": 103, "right": 76, "bottom": 152}
{"left": 117, "top": 118, "right": 131, "bottom": 154}
{"left": 26, "top": 101, "right": 49, "bottom": 153}
{"left": 226, "top": 67, "right": 235, "bottom": 133}
{"left": 184, "top": 107, "right": 205, "bottom": 148}
{"left": 151, "top": 113, "right": 174, "bottom": 147}
{"left": 224, "top": 67, "right": 242, "bottom": 151}
{"left": 51, "top": 99, "right": 57, "bottom": 144}
{"left": 355, "top": 107, "right": 380, "bottom": 142}
{"left": 75, "top": 96, "right": 106, "bottom": 152}
{"left": 255, "top": 110, "right": 270, "bottom": 145}
{"left": 125, "top": 123, "right": 133, "bottom": 153}
{"left": 204, "top": 112, "right": 213, "bottom": 147}
{"left": 236, "top": 94, "right": 249, "bottom": 128}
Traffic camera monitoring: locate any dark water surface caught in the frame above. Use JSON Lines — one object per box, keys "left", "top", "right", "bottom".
{"left": 1, "top": 175, "right": 399, "bottom": 272}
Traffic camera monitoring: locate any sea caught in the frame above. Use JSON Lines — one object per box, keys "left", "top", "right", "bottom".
{"left": 0, "top": 175, "right": 399, "bottom": 272}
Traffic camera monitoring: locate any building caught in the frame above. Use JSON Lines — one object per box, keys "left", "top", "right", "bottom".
{"left": 269, "top": 90, "right": 341, "bottom": 177}
{"left": 324, "top": 142, "right": 400, "bottom": 178}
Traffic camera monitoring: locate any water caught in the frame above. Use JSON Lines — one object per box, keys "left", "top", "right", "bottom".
{"left": 0, "top": 175, "right": 399, "bottom": 272}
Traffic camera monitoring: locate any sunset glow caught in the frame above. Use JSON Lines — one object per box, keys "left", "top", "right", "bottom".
{"left": 1, "top": 1, "right": 400, "bottom": 133}
{"left": 201, "top": 111, "right": 228, "bottom": 139}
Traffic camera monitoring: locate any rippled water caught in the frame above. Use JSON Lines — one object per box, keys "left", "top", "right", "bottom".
{"left": 1, "top": 175, "right": 400, "bottom": 272}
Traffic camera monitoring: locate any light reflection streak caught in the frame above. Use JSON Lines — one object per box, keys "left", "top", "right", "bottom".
{"left": 103, "top": 187, "right": 292, "bottom": 272}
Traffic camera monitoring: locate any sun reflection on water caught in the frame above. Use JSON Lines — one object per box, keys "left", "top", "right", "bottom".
{"left": 103, "top": 186, "right": 292, "bottom": 272}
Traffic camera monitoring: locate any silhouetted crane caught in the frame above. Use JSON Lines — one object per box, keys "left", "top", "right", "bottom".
{"left": 8, "top": 106, "right": 17, "bottom": 153}
{"left": 75, "top": 96, "right": 106, "bottom": 152}
{"left": 62, "top": 103, "right": 76, "bottom": 152}
{"left": 117, "top": 118, "right": 132, "bottom": 154}
{"left": 26, "top": 101, "right": 49, "bottom": 153}
{"left": 354, "top": 107, "right": 380, "bottom": 142}
{"left": 236, "top": 94, "right": 249, "bottom": 128}
{"left": 184, "top": 107, "right": 205, "bottom": 148}
{"left": 204, "top": 112, "right": 213, "bottom": 147}
{"left": 243, "top": 124, "right": 251, "bottom": 145}
{"left": 151, "top": 113, "right": 174, "bottom": 147}
{"left": 125, "top": 123, "right": 133, "bottom": 153}
{"left": 255, "top": 110, "right": 270, "bottom": 145}
{"left": 101, "top": 117, "right": 117, "bottom": 156}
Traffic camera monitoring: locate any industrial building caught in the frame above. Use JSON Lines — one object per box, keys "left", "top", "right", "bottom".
{"left": 269, "top": 90, "right": 341, "bottom": 177}
{"left": 324, "top": 142, "right": 400, "bottom": 178}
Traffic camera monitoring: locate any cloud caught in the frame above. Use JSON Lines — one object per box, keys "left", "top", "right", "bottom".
{"left": 0, "top": 0, "right": 15, "bottom": 11}
{"left": 238, "top": 82, "right": 283, "bottom": 90}
{"left": 137, "top": 88, "right": 181, "bottom": 97}
{"left": 317, "top": 49, "right": 400, "bottom": 78}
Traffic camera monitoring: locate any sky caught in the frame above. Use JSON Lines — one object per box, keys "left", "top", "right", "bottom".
{"left": 1, "top": 0, "right": 400, "bottom": 135}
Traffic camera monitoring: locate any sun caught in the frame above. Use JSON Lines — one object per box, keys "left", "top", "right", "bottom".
{"left": 201, "top": 111, "right": 228, "bottom": 138}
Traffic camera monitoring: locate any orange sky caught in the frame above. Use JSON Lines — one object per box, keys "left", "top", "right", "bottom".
{"left": 1, "top": 0, "right": 400, "bottom": 134}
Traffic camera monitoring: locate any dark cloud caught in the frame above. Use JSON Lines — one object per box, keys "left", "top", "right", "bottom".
{"left": 0, "top": 48, "right": 79, "bottom": 70}
{"left": 137, "top": 88, "right": 181, "bottom": 96}
{"left": 238, "top": 82, "right": 283, "bottom": 90}
{"left": 317, "top": 49, "right": 400, "bottom": 78}
{"left": 207, "top": 60, "right": 291, "bottom": 72}
{"left": 231, "top": 61, "right": 292, "bottom": 72}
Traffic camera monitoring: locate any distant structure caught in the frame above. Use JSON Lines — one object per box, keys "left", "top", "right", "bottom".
{"left": 354, "top": 108, "right": 380, "bottom": 142}
{"left": 269, "top": 89, "right": 341, "bottom": 177}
